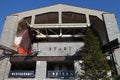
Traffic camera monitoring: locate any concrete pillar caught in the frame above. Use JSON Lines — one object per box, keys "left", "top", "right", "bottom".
{"left": 74, "top": 60, "right": 82, "bottom": 79}
{"left": 59, "top": 11, "right": 62, "bottom": 24}
{"left": 31, "top": 15, "right": 35, "bottom": 25}
{"left": 35, "top": 61, "right": 47, "bottom": 80}
{"left": 4, "top": 61, "right": 11, "bottom": 79}
{"left": 86, "top": 14, "right": 90, "bottom": 26}
{"left": 0, "top": 15, "right": 18, "bottom": 47}
{"left": 0, "top": 58, "right": 9, "bottom": 80}
{"left": 0, "top": 15, "right": 18, "bottom": 80}
{"left": 103, "top": 13, "right": 120, "bottom": 76}
{"left": 103, "top": 13, "right": 119, "bottom": 41}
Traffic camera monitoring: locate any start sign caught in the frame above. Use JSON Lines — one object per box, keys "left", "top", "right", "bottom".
{"left": 33, "top": 42, "right": 84, "bottom": 56}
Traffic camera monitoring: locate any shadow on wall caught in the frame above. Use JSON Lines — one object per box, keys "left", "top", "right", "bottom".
{"left": 89, "top": 15, "right": 109, "bottom": 45}
{"left": 65, "top": 48, "right": 81, "bottom": 61}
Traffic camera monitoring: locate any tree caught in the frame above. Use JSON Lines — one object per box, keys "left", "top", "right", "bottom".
{"left": 80, "top": 28, "right": 112, "bottom": 80}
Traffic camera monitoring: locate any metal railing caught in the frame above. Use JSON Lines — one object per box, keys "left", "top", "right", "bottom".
{"left": 32, "top": 23, "right": 88, "bottom": 29}
{"left": 47, "top": 70, "right": 74, "bottom": 79}
{"left": 9, "top": 70, "right": 35, "bottom": 78}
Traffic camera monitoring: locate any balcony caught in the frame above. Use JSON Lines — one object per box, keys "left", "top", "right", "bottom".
{"left": 47, "top": 70, "right": 74, "bottom": 79}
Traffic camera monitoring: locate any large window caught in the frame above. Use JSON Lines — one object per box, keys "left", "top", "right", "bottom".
{"left": 47, "top": 61, "right": 74, "bottom": 79}
{"left": 35, "top": 12, "right": 58, "bottom": 24}
{"left": 62, "top": 12, "right": 86, "bottom": 23}
{"left": 9, "top": 61, "right": 36, "bottom": 78}
{"left": 25, "top": 12, "right": 87, "bottom": 24}
{"left": 24, "top": 16, "right": 32, "bottom": 24}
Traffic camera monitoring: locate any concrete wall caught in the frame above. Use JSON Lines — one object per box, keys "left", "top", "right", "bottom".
{"left": 0, "top": 15, "right": 18, "bottom": 80}
{"left": 16, "top": 4, "right": 105, "bottom": 21}
{"left": 35, "top": 61, "right": 47, "bottom": 80}
{"left": 103, "top": 13, "right": 120, "bottom": 75}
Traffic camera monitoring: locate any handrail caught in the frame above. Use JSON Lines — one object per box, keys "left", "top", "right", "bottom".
{"left": 47, "top": 70, "right": 74, "bottom": 79}
{"left": 9, "top": 70, "right": 35, "bottom": 78}
{"left": 32, "top": 23, "right": 88, "bottom": 29}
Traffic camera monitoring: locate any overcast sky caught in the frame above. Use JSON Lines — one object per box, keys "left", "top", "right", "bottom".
{"left": 0, "top": 0, "right": 120, "bottom": 36}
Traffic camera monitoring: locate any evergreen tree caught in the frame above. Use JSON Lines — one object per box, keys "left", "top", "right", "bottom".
{"left": 80, "top": 28, "right": 112, "bottom": 80}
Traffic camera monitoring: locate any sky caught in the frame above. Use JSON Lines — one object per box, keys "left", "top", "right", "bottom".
{"left": 0, "top": 0, "right": 120, "bottom": 36}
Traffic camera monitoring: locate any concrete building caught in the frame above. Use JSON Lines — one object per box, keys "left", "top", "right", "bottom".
{"left": 0, "top": 4, "right": 120, "bottom": 80}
